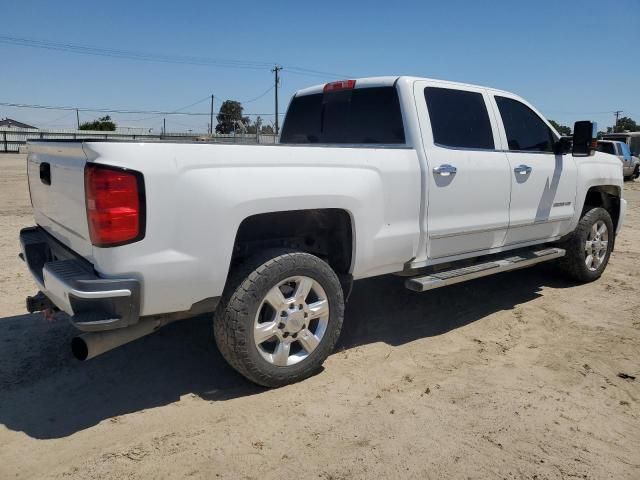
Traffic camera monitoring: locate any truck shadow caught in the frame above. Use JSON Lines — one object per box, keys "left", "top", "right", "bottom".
{"left": 0, "top": 264, "right": 576, "bottom": 439}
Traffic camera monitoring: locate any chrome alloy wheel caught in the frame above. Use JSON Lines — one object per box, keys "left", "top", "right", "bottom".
{"left": 253, "top": 276, "right": 330, "bottom": 367}
{"left": 585, "top": 220, "right": 609, "bottom": 271}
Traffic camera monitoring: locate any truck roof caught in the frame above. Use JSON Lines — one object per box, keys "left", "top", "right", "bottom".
{"left": 294, "top": 75, "right": 515, "bottom": 97}
{"left": 602, "top": 132, "right": 640, "bottom": 137}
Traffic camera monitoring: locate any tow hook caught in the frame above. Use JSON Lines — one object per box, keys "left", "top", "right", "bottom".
{"left": 26, "top": 291, "right": 57, "bottom": 314}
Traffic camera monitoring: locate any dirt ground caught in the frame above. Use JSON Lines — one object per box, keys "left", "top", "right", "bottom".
{"left": 0, "top": 153, "right": 638, "bottom": 479}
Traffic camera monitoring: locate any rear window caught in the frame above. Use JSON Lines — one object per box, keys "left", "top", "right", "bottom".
{"left": 280, "top": 86, "right": 405, "bottom": 144}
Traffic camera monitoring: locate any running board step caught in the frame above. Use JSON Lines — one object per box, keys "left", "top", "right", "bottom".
{"left": 405, "top": 247, "right": 566, "bottom": 292}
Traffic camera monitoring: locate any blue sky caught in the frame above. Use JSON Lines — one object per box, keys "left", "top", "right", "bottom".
{"left": 1, "top": 0, "right": 639, "bottom": 133}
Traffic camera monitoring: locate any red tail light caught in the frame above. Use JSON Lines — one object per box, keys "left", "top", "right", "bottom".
{"left": 84, "top": 164, "right": 145, "bottom": 247}
{"left": 323, "top": 79, "right": 356, "bottom": 93}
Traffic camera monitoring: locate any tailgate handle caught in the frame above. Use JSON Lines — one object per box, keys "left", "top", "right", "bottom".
{"left": 39, "top": 162, "right": 51, "bottom": 185}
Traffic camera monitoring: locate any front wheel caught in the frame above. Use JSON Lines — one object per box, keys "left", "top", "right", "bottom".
{"left": 559, "top": 207, "right": 614, "bottom": 282}
{"left": 214, "top": 250, "right": 344, "bottom": 387}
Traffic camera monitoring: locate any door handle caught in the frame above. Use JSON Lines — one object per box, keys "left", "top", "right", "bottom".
{"left": 433, "top": 164, "right": 457, "bottom": 176}
{"left": 514, "top": 165, "right": 532, "bottom": 175}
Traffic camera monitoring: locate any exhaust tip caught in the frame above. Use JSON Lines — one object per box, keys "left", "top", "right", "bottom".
{"left": 71, "top": 336, "right": 89, "bottom": 361}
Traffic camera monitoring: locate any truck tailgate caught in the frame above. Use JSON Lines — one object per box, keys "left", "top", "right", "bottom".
{"left": 27, "top": 142, "right": 93, "bottom": 258}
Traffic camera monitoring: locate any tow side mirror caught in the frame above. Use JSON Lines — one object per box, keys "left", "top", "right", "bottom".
{"left": 572, "top": 121, "right": 597, "bottom": 156}
{"left": 554, "top": 136, "right": 572, "bottom": 154}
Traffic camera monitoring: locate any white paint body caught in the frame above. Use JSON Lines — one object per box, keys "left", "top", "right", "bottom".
{"left": 26, "top": 76, "right": 625, "bottom": 317}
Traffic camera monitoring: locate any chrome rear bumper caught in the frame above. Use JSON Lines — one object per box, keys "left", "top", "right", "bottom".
{"left": 19, "top": 226, "right": 141, "bottom": 331}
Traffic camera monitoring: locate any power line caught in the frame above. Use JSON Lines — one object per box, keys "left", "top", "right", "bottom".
{"left": 240, "top": 85, "right": 274, "bottom": 103}
{"left": 0, "top": 34, "right": 273, "bottom": 70}
{"left": 163, "top": 117, "right": 205, "bottom": 129}
{"left": 0, "top": 101, "right": 284, "bottom": 116}
{"left": 0, "top": 34, "right": 349, "bottom": 79}
{"left": 541, "top": 109, "right": 618, "bottom": 115}
{"left": 125, "top": 95, "right": 212, "bottom": 121}
{"left": 284, "top": 66, "right": 351, "bottom": 79}
{"left": 38, "top": 110, "right": 76, "bottom": 126}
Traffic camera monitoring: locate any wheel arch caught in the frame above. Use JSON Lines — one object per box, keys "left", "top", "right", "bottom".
{"left": 581, "top": 185, "right": 621, "bottom": 233}
{"left": 229, "top": 208, "right": 355, "bottom": 290}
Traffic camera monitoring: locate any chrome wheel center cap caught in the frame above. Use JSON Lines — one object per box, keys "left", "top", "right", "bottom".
{"left": 283, "top": 307, "right": 308, "bottom": 333}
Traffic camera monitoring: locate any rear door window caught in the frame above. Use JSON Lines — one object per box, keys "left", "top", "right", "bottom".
{"left": 424, "top": 87, "right": 495, "bottom": 150}
{"left": 280, "top": 86, "right": 405, "bottom": 144}
{"left": 495, "top": 96, "right": 556, "bottom": 152}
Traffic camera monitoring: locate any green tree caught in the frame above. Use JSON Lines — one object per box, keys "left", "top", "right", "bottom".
{"left": 245, "top": 116, "right": 262, "bottom": 134}
{"left": 79, "top": 115, "right": 116, "bottom": 131}
{"left": 549, "top": 119, "right": 571, "bottom": 136}
{"left": 215, "top": 100, "right": 250, "bottom": 134}
{"left": 614, "top": 116, "right": 638, "bottom": 132}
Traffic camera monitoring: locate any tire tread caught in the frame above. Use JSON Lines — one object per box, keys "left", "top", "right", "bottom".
{"left": 213, "top": 249, "right": 344, "bottom": 387}
{"left": 558, "top": 207, "right": 613, "bottom": 282}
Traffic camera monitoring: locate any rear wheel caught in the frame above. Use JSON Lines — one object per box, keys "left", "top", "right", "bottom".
{"left": 214, "top": 250, "right": 344, "bottom": 387}
{"left": 559, "top": 207, "right": 614, "bottom": 282}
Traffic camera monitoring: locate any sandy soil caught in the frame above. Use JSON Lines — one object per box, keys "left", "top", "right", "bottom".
{"left": 0, "top": 153, "right": 638, "bottom": 479}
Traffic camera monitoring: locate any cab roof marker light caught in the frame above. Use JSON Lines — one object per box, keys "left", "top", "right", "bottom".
{"left": 323, "top": 80, "right": 356, "bottom": 93}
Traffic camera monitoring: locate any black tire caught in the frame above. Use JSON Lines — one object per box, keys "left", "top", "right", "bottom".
{"left": 558, "top": 207, "right": 614, "bottom": 282}
{"left": 213, "top": 249, "right": 344, "bottom": 388}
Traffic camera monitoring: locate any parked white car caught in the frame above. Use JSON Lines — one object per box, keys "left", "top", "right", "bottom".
{"left": 602, "top": 131, "right": 640, "bottom": 158}
{"left": 20, "top": 76, "right": 626, "bottom": 387}
{"left": 597, "top": 139, "right": 640, "bottom": 180}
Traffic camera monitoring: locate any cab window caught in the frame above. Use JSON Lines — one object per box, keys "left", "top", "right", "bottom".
{"left": 495, "top": 96, "right": 555, "bottom": 152}
{"left": 424, "top": 87, "right": 494, "bottom": 150}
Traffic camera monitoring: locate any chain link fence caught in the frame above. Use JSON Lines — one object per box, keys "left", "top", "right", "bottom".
{"left": 1, "top": 128, "right": 278, "bottom": 153}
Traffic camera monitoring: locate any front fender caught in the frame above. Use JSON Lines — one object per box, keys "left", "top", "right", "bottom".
{"left": 570, "top": 152, "right": 624, "bottom": 233}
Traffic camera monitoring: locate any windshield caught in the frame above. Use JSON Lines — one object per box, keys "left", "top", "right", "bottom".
{"left": 597, "top": 142, "right": 616, "bottom": 155}
{"left": 620, "top": 143, "right": 632, "bottom": 158}
{"left": 280, "top": 86, "right": 405, "bottom": 145}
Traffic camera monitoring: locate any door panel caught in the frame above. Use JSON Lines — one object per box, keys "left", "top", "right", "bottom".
{"left": 490, "top": 94, "right": 577, "bottom": 245}
{"left": 503, "top": 152, "right": 577, "bottom": 244}
{"left": 414, "top": 81, "right": 512, "bottom": 259}
{"left": 426, "top": 148, "right": 512, "bottom": 258}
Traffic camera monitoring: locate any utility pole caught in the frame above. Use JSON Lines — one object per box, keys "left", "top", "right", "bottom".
{"left": 272, "top": 65, "right": 283, "bottom": 136}
{"left": 613, "top": 110, "right": 623, "bottom": 132}
{"left": 163, "top": 118, "right": 166, "bottom": 137}
{"left": 210, "top": 94, "right": 214, "bottom": 135}
{"left": 76, "top": 109, "right": 80, "bottom": 129}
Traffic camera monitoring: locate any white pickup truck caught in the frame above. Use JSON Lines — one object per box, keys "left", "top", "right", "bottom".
{"left": 20, "top": 76, "right": 626, "bottom": 387}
